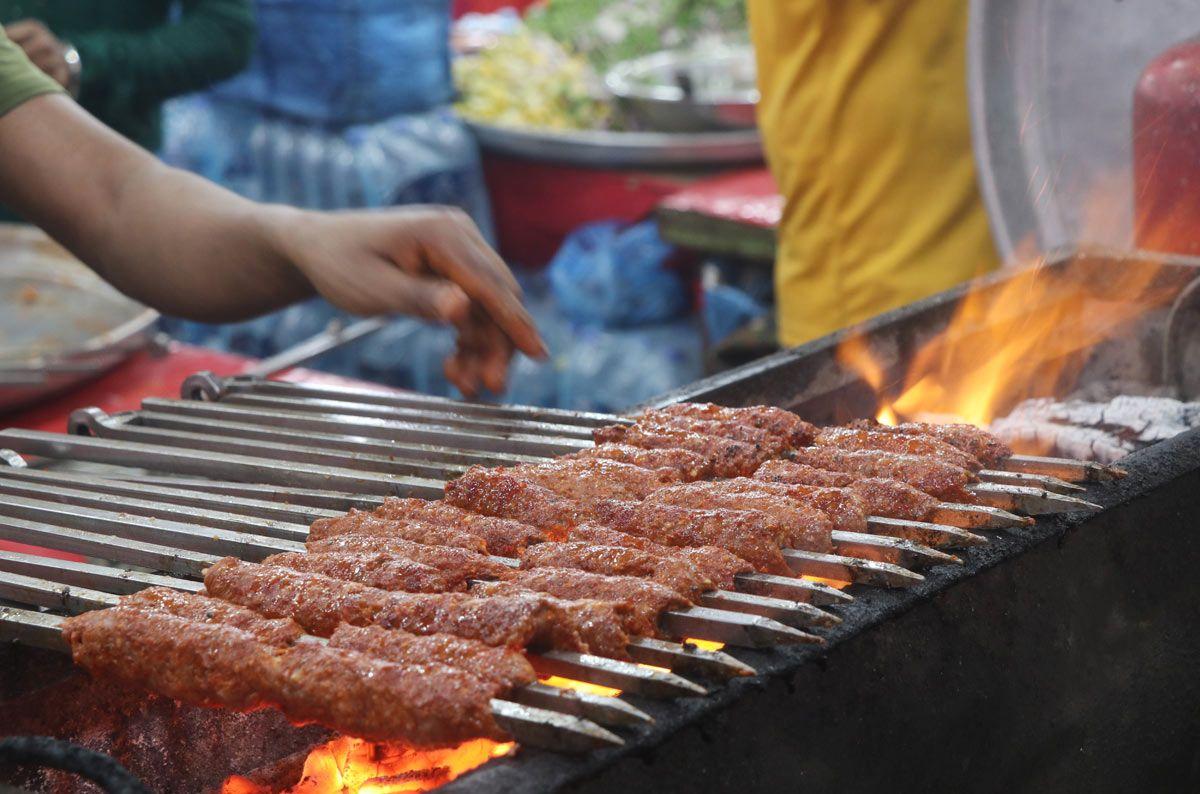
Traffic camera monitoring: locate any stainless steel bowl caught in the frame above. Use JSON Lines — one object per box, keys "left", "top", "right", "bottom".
{"left": 605, "top": 46, "right": 759, "bottom": 133}
{"left": 0, "top": 226, "right": 158, "bottom": 413}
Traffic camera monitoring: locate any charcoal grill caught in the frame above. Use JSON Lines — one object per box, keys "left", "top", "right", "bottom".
{"left": 1, "top": 250, "right": 1198, "bottom": 793}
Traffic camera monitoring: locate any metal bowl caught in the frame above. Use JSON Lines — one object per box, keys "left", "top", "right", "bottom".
{"left": 0, "top": 228, "right": 158, "bottom": 413}
{"left": 466, "top": 119, "right": 762, "bottom": 168}
{"left": 605, "top": 46, "right": 759, "bottom": 133}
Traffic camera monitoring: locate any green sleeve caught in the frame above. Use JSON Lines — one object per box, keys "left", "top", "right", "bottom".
{"left": 63, "top": 0, "right": 255, "bottom": 115}
{"left": 0, "top": 28, "right": 65, "bottom": 117}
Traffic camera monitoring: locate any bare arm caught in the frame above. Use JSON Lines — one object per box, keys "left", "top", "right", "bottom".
{"left": 0, "top": 94, "right": 544, "bottom": 392}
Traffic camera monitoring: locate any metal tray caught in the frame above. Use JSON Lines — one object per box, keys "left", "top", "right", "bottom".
{"left": 0, "top": 239, "right": 158, "bottom": 413}
{"left": 466, "top": 120, "right": 764, "bottom": 168}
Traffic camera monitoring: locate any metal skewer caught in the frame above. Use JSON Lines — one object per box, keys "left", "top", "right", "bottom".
{"left": 966, "top": 483, "right": 1103, "bottom": 515}
{"left": 0, "top": 604, "right": 625, "bottom": 752}
{"left": 1001, "top": 453, "right": 1126, "bottom": 483}
{"left": 864, "top": 516, "right": 987, "bottom": 548}
{"left": 924, "top": 502, "right": 1032, "bottom": 530}
{"left": 978, "top": 469, "right": 1087, "bottom": 494}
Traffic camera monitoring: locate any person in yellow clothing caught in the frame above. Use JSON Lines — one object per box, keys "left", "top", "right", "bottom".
{"left": 747, "top": 0, "right": 1000, "bottom": 346}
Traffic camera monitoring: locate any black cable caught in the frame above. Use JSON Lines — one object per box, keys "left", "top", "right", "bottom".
{"left": 0, "top": 736, "right": 150, "bottom": 794}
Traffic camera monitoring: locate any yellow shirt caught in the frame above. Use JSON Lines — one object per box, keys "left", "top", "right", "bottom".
{"left": 748, "top": 0, "right": 999, "bottom": 346}
{"left": 0, "top": 28, "right": 63, "bottom": 117}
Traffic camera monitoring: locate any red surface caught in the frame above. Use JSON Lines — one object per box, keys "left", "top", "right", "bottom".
{"left": 0, "top": 342, "right": 392, "bottom": 560}
{"left": 484, "top": 154, "right": 691, "bottom": 267}
{"left": 1134, "top": 39, "right": 1200, "bottom": 256}
{"left": 658, "top": 168, "right": 782, "bottom": 229}
{"left": 453, "top": 0, "right": 540, "bottom": 16}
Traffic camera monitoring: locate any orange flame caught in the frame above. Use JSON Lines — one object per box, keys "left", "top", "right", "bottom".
{"left": 540, "top": 675, "right": 621, "bottom": 698}
{"left": 836, "top": 251, "right": 1178, "bottom": 438}
{"left": 221, "top": 737, "right": 514, "bottom": 794}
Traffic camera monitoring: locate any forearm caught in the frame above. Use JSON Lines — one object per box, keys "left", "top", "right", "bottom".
{"left": 0, "top": 94, "right": 312, "bottom": 320}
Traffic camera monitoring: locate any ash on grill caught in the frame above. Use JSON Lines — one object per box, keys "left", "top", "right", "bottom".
{"left": 991, "top": 395, "right": 1200, "bottom": 463}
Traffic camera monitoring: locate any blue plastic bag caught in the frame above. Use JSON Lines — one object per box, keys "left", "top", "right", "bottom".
{"left": 547, "top": 221, "right": 690, "bottom": 328}
{"left": 209, "top": 0, "right": 453, "bottom": 125}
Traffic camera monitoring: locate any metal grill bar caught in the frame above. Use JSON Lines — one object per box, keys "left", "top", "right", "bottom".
{"left": 0, "top": 430, "right": 444, "bottom": 497}
{"left": 0, "top": 492, "right": 300, "bottom": 561}
{"left": 0, "top": 467, "right": 337, "bottom": 525}
{"left": 185, "top": 372, "right": 620, "bottom": 428}
{"left": 143, "top": 399, "right": 545, "bottom": 467}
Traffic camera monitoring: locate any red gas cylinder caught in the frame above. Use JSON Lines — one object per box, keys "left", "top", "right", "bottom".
{"left": 1133, "top": 38, "right": 1200, "bottom": 255}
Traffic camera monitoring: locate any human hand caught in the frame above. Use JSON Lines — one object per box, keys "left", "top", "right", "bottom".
{"left": 5, "top": 20, "right": 72, "bottom": 89}
{"left": 268, "top": 205, "right": 546, "bottom": 396}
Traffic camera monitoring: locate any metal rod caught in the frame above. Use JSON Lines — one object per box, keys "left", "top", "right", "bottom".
{"left": 978, "top": 469, "right": 1087, "bottom": 494}
{"left": 0, "top": 515, "right": 218, "bottom": 578}
{"left": 966, "top": 483, "right": 1103, "bottom": 515}
{"left": 245, "top": 317, "right": 391, "bottom": 378}
{"left": 221, "top": 392, "right": 599, "bottom": 442}
{"left": 1001, "top": 453, "right": 1126, "bottom": 483}
{"left": 509, "top": 681, "right": 653, "bottom": 728}
{"left": 658, "top": 605, "right": 822, "bottom": 647}
{"left": 185, "top": 372, "right": 619, "bottom": 428}
{"left": 0, "top": 492, "right": 300, "bottom": 561}
{"left": 864, "top": 516, "right": 987, "bottom": 549}
{"left": 490, "top": 699, "right": 625, "bottom": 751}
{"left": 696, "top": 589, "right": 840, "bottom": 629}
{"left": 733, "top": 572, "right": 853, "bottom": 605}
{"left": 0, "top": 477, "right": 308, "bottom": 542}
{"left": 117, "top": 477, "right": 384, "bottom": 512}
{"left": 0, "top": 430, "right": 444, "bottom": 498}
{"left": 0, "top": 606, "right": 69, "bottom": 652}
{"left": 830, "top": 530, "right": 960, "bottom": 568}
{"left": 0, "top": 550, "right": 202, "bottom": 595}
{"left": 623, "top": 636, "right": 756, "bottom": 680}
{"left": 925, "top": 502, "right": 1032, "bottom": 530}
{"left": 0, "top": 467, "right": 337, "bottom": 525}
{"left": 72, "top": 407, "right": 465, "bottom": 483}
{"left": 530, "top": 651, "right": 708, "bottom": 698}
{"left": 781, "top": 549, "right": 925, "bottom": 588}
{"left": 141, "top": 399, "right": 545, "bottom": 468}
{"left": 0, "top": 570, "right": 118, "bottom": 612}
{"left": 0, "top": 607, "right": 624, "bottom": 754}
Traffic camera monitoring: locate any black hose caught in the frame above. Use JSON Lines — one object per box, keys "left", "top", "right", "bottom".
{"left": 0, "top": 737, "right": 150, "bottom": 794}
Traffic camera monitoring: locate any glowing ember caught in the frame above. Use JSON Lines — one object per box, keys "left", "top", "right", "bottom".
{"left": 802, "top": 575, "right": 851, "bottom": 590}
{"left": 683, "top": 638, "right": 726, "bottom": 652}
{"left": 540, "top": 675, "right": 621, "bottom": 698}
{"left": 221, "top": 737, "right": 514, "bottom": 794}
{"left": 836, "top": 255, "right": 1178, "bottom": 441}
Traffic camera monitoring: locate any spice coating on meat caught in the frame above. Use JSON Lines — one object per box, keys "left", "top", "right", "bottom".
{"left": 372, "top": 498, "right": 548, "bottom": 556}
{"left": 61, "top": 608, "right": 509, "bottom": 746}
{"left": 264, "top": 551, "right": 471, "bottom": 593}
{"left": 703, "top": 477, "right": 870, "bottom": 533}
{"left": 562, "top": 443, "right": 713, "bottom": 481}
{"left": 787, "top": 447, "right": 979, "bottom": 501}
{"left": 466, "top": 580, "right": 633, "bottom": 659}
{"left": 585, "top": 499, "right": 795, "bottom": 574}
{"left": 755, "top": 460, "right": 940, "bottom": 521}
{"left": 643, "top": 481, "right": 838, "bottom": 549}
{"left": 120, "top": 587, "right": 304, "bottom": 647}
{"left": 592, "top": 424, "right": 769, "bottom": 477}
{"left": 649, "top": 403, "right": 818, "bottom": 447}
{"left": 306, "top": 534, "right": 513, "bottom": 581}
{"left": 519, "top": 541, "right": 716, "bottom": 599}
{"left": 203, "top": 558, "right": 583, "bottom": 652}
{"left": 276, "top": 642, "right": 509, "bottom": 745}
{"left": 479, "top": 567, "right": 690, "bottom": 637}
{"left": 308, "top": 511, "right": 487, "bottom": 553}
{"left": 849, "top": 419, "right": 1013, "bottom": 467}
{"left": 508, "top": 458, "right": 682, "bottom": 501}
{"left": 817, "top": 427, "right": 982, "bottom": 471}
{"left": 445, "top": 468, "right": 580, "bottom": 531}
{"left": 566, "top": 524, "right": 753, "bottom": 589}
{"left": 328, "top": 623, "right": 535, "bottom": 691}
{"left": 638, "top": 415, "right": 790, "bottom": 456}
